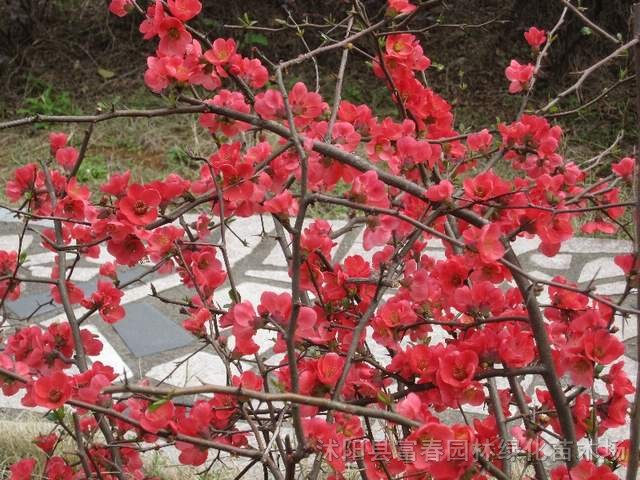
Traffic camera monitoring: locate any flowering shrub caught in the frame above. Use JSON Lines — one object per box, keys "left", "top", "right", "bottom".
{"left": 0, "top": 1, "right": 639, "bottom": 479}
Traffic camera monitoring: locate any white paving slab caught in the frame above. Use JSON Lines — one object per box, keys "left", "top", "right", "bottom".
{"left": 560, "top": 238, "right": 632, "bottom": 254}
{"left": 245, "top": 269, "right": 290, "bottom": 282}
{"left": 578, "top": 257, "right": 625, "bottom": 283}
{"left": 594, "top": 281, "right": 627, "bottom": 295}
{"left": 0, "top": 234, "right": 33, "bottom": 252}
{"left": 530, "top": 253, "right": 572, "bottom": 270}
{"left": 84, "top": 324, "right": 133, "bottom": 379}
{"left": 146, "top": 352, "right": 228, "bottom": 388}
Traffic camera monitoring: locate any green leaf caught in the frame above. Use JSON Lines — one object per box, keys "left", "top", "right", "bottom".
{"left": 229, "top": 288, "right": 242, "bottom": 304}
{"left": 377, "top": 391, "right": 393, "bottom": 406}
{"left": 97, "top": 68, "right": 116, "bottom": 80}
{"left": 148, "top": 398, "right": 169, "bottom": 412}
{"left": 46, "top": 407, "right": 66, "bottom": 422}
{"left": 580, "top": 26, "right": 593, "bottom": 36}
{"left": 245, "top": 32, "right": 268, "bottom": 47}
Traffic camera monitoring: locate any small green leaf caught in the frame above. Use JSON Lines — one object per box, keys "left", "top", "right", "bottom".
{"left": 229, "top": 289, "right": 242, "bottom": 304}
{"left": 580, "top": 26, "right": 593, "bottom": 36}
{"left": 377, "top": 391, "right": 393, "bottom": 406}
{"left": 245, "top": 32, "right": 269, "bottom": 47}
{"left": 97, "top": 68, "right": 116, "bottom": 80}
{"left": 46, "top": 407, "right": 66, "bottom": 422}
{"left": 148, "top": 398, "right": 169, "bottom": 412}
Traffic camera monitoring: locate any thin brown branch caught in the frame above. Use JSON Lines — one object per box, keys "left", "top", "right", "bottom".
{"left": 559, "top": 0, "right": 621, "bottom": 45}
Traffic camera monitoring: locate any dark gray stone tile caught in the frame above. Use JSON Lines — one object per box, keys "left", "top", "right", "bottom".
{"left": 6, "top": 292, "right": 59, "bottom": 318}
{"left": 625, "top": 337, "right": 638, "bottom": 361}
{"left": 6, "top": 266, "right": 154, "bottom": 319}
{"left": 112, "top": 302, "right": 194, "bottom": 357}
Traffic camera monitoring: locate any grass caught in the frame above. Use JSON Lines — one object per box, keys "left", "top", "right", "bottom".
{"left": 0, "top": 72, "right": 635, "bottom": 227}
{"left": 0, "top": 414, "right": 61, "bottom": 478}
{"left": 0, "top": 85, "right": 217, "bottom": 201}
{"left": 0, "top": 411, "right": 247, "bottom": 480}
{"left": 17, "top": 76, "right": 79, "bottom": 119}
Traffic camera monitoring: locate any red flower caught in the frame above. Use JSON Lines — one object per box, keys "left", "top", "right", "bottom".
{"left": 140, "top": 400, "right": 175, "bottom": 434}
{"left": 107, "top": 233, "right": 147, "bottom": 266}
{"left": 505, "top": 60, "right": 534, "bottom": 93}
{"left": 147, "top": 225, "right": 183, "bottom": 261}
{"left": 349, "top": 171, "right": 389, "bottom": 208}
{"left": 157, "top": 17, "right": 192, "bottom": 57}
{"left": 316, "top": 353, "right": 345, "bottom": 386}
{"left": 264, "top": 190, "right": 299, "bottom": 217}
{"left": 118, "top": 184, "right": 162, "bottom": 226}
{"left": 31, "top": 371, "right": 72, "bottom": 409}
{"left": 9, "top": 458, "right": 37, "bottom": 480}
{"left": 302, "top": 417, "right": 345, "bottom": 472}
{"left": 82, "top": 280, "right": 125, "bottom": 324}
{"left": 199, "top": 90, "right": 251, "bottom": 137}
{"left": 387, "top": 0, "right": 416, "bottom": 15}
{"left": 583, "top": 330, "right": 624, "bottom": 365}
{"left": 35, "top": 432, "right": 59, "bottom": 455}
{"left": 437, "top": 349, "right": 478, "bottom": 389}
{"left": 204, "top": 38, "right": 237, "bottom": 66}
{"left": 183, "top": 307, "right": 211, "bottom": 335}
{"left": 232, "top": 371, "right": 264, "bottom": 391}
{"left": 48, "top": 132, "right": 68, "bottom": 154}
{"left": 425, "top": 180, "right": 453, "bottom": 202}
{"left": 55, "top": 146, "right": 79, "bottom": 170}
{"left": 499, "top": 326, "right": 536, "bottom": 368}
{"left": 254, "top": 90, "right": 285, "bottom": 120}
{"left": 289, "top": 82, "right": 328, "bottom": 126}
{"left": 551, "top": 459, "right": 618, "bottom": 480}
{"left": 524, "top": 26, "right": 546, "bottom": 50}
{"left": 464, "top": 223, "right": 505, "bottom": 263}
{"left": 0, "top": 250, "right": 20, "bottom": 301}
{"left": 466, "top": 128, "right": 493, "bottom": 152}
{"left": 6, "top": 163, "right": 37, "bottom": 202}
{"left": 44, "top": 457, "right": 73, "bottom": 480}
{"left": 101, "top": 170, "right": 131, "bottom": 197}
{"left": 220, "top": 301, "right": 260, "bottom": 356}
{"left": 612, "top": 156, "right": 634, "bottom": 180}
{"left": 229, "top": 56, "right": 268, "bottom": 89}
{"left": 50, "top": 279, "right": 85, "bottom": 306}
{"left": 167, "top": 0, "right": 201, "bottom": 22}
{"left": 407, "top": 422, "right": 453, "bottom": 470}
{"left": 109, "top": 0, "right": 133, "bottom": 17}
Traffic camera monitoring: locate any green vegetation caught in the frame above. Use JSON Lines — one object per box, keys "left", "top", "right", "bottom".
{"left": 18, "top": 77, "right": 78, "bottom": 118}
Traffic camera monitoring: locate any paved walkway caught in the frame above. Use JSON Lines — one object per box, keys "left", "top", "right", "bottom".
{"left": 0, "top": 207, "right": 637, "bottom": 471}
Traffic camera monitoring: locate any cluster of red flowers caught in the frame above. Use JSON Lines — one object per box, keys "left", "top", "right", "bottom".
{"left": 0, "top": 1, "right": 635, "bottom": 479}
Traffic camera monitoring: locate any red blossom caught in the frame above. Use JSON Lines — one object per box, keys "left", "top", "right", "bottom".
{"left": 9, "top": 458, "right": 37, "bottom": 480}
{"left": 118, "top": 184, "right": 162, "bottom": 226}
{"left": 505, "top": 60, "right": 535, "bottom": 93}
{"left": 524, "top": 26, "right": 547, "bottom": 50}
{"left": 109, "top": 0, "right": 133, "bottom": 17}
{"left": 167, "top": 0, "right": 201, "bottom": 22}
{"left": 612, "top": 156, "right": 635, "bottom": 180}
{"left": 30, "top": 371, "right": 72, "bottom": 409}
{"left": 387, "top": 0, "right": 416, "bottom": 15}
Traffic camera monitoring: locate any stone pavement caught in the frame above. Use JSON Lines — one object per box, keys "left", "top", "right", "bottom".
{"left": 0, "top": 206, "right": 638, "bottom": 472}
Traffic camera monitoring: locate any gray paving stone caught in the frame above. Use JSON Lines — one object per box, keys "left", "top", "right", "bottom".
{"left": 6, "top": 291, "right": 60, "bottom": 318}
{"left": 625, "top": 337, "right": 638, "bottom": 361}
{"left": 113, "top": 302, "right": 194, "bottom": 357}
{"left": 6, "top": 266, "right": 153, "bottom": 319}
